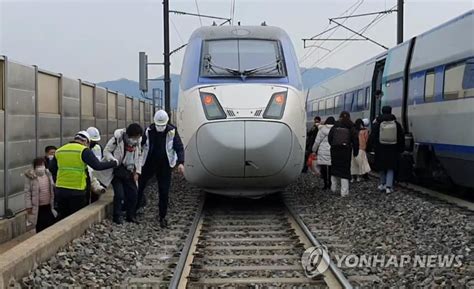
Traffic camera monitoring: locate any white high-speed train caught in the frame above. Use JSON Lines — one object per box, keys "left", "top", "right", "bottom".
{"left": 307, "top": 10, "right": 474, "bottom": 188}
{"left": 177, "top": 25, "right": 306, "bottom": 197}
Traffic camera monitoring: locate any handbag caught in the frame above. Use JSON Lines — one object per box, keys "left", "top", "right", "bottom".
{"left": 113, "top": 165, "right": 131, "bottom": 180}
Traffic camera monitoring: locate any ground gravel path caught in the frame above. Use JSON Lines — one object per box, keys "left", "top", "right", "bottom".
{"left": 283, "top": 173, "right": 473, "bottom": 287}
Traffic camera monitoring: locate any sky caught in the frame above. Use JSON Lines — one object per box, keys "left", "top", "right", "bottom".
{"left": 0, "top": 0, "right": 472, "bottom": 83}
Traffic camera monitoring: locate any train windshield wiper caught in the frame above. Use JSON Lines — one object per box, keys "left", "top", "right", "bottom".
{"left": 203, "top": 55, "right": 243, "bottom": 77}
{"left": 242, "top": 59, "right": 284, "bottom": 78}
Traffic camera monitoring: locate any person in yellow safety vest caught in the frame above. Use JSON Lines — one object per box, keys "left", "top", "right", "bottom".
{"left": 49, "top": 131, "right": 118, "bottom": 220}
{"left": 85, "top": 127, "right": 106, "bottom": 203}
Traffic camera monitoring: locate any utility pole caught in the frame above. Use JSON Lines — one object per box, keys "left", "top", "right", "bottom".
{"left": 163, "top": 0, "right": 171, "bottom": 114}
{"left": 397, "top": 0, "right": 404, "bottom": 44}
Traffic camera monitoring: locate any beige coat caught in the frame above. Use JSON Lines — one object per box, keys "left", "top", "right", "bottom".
{"left": 24, "top": 169, "right": 57, "bottom": 226}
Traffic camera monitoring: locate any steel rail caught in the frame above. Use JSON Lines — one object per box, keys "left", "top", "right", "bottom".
{"left": 168, "top": 192, "right": 206, "bottom": 289}
{"left": 284, "top": 200, "right": 353, "bottom": 289}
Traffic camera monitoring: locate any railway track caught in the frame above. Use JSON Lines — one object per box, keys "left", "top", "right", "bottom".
{"left": 157, "top": 194, "right": 353, "bottom": 289}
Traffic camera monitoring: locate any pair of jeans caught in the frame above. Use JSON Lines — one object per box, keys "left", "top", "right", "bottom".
{"left": 379, "top": 169, "right": 395, "bottom": 188}
{"left": 112, "top": 175, "right": 138, "bottom": 220}
{"left": 137, "top": 166, "right": 172, "bottom": 219}
{"left": 320, "top": 165, "right": 332, "bottom": 188}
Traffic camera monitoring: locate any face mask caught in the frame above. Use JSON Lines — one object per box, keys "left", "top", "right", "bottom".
{"left": 128, "top": 138, "right": 139, "bottom": 146}
{"left": 35, "top": 166, "right": 46, "bottom": 176}
{"left": 47, "top": 155, "right": 54, "bottom": 160}
{"left": 156, "top": 125, "right": 166, "bottom": 132}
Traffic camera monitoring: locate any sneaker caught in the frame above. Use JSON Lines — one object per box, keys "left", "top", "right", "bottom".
{"left": 377, "top": 184, "right": 386, "bottom": 192}
{"left": 385, "top": 187, "right": 394, "bottom": 194}
{"left": 341, "top": 192, "right": 349, "bottom": 197}
{"left": 356, "top": 177, "right": 361, "bottom": 182}
{"left": 159, "top": 218, "right": 168, "bottom": 229}
{"left": 136, "top": 207, "right": 145, "bottom": 215}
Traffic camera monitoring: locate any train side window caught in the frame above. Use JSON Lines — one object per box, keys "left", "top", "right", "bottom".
{"left": 319, "top": 100, "right": 325, "bottom": 115}
{"left": 334, "top": 95, "right": 341, "bottom": 114}
{"left": 357, "top": 89, "right": 364, "bottom": 111}
{"left": 311, "top": 102, "right": 318, "bottom": 116}
{"left": 326, "top": 98, "right": 334, "bottom": 115}
{"left": 424, "top": 70, "right": 435, "bottom": 102}
{"left": 344, "top": 92, "right": 353, "bottom": 111}
{"left": 444, "top": 62, "right": 466, "bottom": 100}
{"left": 0, "top": 60, "right": 4, "bottom": 110}
{"left": 463, "top": 59, "right": 474, "bottom": 98}
{"left": 365, "top": 87, "right": 370, "bottom": 109}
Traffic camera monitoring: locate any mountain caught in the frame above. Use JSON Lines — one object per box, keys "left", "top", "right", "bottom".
{"left": 300, "top": 67, "right": 343, "bottom": 89}
{"left": 97, "top": 67, "right": 343, "bottom": 109}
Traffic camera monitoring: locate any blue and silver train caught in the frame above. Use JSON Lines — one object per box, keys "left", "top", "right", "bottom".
{"left": 306, "top": 10, "right": 474, "bottom": 188}
{"left": 178, "top": 25, "right": 306, "bottom": 196}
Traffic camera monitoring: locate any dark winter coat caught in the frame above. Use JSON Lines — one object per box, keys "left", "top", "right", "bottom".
{"left": 306, "top": 125, "right": 319, "bottom": 153}
{"left": 328, "top": 119, "right": 359, "bottom": 179}
{"left": 368, "top": 113, "right": 404, "bottom": 171}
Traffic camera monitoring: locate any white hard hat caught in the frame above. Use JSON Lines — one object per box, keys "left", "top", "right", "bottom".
{"left": 86, "top": 127, "right": 101, "bottom": 142}
{"left": 75, "top": 130, "right": 91, "bottom": 142}
{"left": 154, "top": 110, "right": 169, "bottom": 126}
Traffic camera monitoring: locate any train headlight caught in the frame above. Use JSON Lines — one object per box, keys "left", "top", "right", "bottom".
{"left": 263, "top": 92, "right": 287, "bottom": 119}
{"left": 200, "top": 92, "right": 227, "bottom": 120}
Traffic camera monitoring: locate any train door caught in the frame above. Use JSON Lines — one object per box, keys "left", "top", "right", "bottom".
{"left": 370, "top": 59, "right": 386, "bottom": 122}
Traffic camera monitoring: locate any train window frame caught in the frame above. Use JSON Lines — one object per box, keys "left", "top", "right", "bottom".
{"left": 365, "top": 87, "right": 370, "bottom": 109}
{"left": 424, "top": 70, "right": 436, "bottom": 102}
{"left": 344, "top": 92, "right": 353, "bottom": 111}
{"left": 334, "top": 95, "right": 342, "bottom": 114}
{"left": 200, "top": 38, "right": 287, "bottom": 78}
{"left": 443, "top": 61, "right": 466, "bottom": 100}
{"left": 356, "top": 89, "right": 364, "bottom": 111}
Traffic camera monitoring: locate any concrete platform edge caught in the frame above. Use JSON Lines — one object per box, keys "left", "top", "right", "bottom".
{"left": 0, "top": 191, "right": 113, "bottom": 289}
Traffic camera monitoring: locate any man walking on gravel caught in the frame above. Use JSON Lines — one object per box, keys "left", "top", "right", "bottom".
{"left": 138, "top": 110, "right": 185, "bottom": 228}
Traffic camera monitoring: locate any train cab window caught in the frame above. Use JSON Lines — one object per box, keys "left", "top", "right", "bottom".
{"left": 201, "top": 39, "right": 286, "bottom": 77}
{"left": 318, "top": 100, "right": 326, "bottom": 115}
{"left": 424, "top": 70, "right": 436, "bottom": 102}
{"left": 38, "top": 72, "right": 59, "bottom": 114}
{"left": 444, "top": 62, "right": 466, "bottom": 100}
{"left": 326, "top": 98, "right": 334, "bottom": 115}
{"left": 365, "top": 87, "right": 371, "bottom": 109}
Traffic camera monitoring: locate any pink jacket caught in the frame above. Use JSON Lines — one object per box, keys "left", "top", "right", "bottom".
{"left": 358, "top": 129, "right": 369, "bottom": 151}
{"left": 24, "top": 169, "right": 57, "bottom": 227}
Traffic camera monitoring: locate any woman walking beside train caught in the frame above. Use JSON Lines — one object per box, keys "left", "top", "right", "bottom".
{"left": 328, "top": 111, "right": 359, "bottom": 197}
{"left": 312, "top": 117, "right": 335, "bottom": 190}
{"left": 351, "top": 118, "right": 371, "bottom": 182}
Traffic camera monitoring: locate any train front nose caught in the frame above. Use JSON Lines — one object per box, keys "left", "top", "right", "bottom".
{"left": 196, "top": 121, "right": 292, "bottom": 177}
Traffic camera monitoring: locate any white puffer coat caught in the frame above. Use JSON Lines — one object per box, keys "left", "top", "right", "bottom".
{"left": 312, "top": 124, "right": 333, "bottom": 165}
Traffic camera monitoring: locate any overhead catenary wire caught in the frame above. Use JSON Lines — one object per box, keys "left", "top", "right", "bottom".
{"left": 170, "top": 17, "right": 185, "bottom": 44}
{"left": 194, "top": 0, "right": 203, "bottom": 26}
{"left": 306, "top": 5, "right": 394, "bottom": 69}
{"left": 299, "top": 0, "right": 365, "bottom": 64}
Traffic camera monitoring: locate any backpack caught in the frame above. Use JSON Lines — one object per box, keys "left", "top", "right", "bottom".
{"left": 332, "top": 127, "right": 351, "bottom": 147}
{"left": 379, "top": 120, "right": 398, "bottom": 144}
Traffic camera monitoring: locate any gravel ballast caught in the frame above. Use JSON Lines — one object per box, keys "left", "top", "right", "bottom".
{"left": 284, "top": 173, "right": 473, "bottom": 287}
{"left": 14, "top": 174, "right": 200, "bottom": 288}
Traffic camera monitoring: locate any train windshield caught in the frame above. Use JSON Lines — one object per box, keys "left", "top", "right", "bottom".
{"left": 201, "top": 39, "right": 286, "bottom": 78}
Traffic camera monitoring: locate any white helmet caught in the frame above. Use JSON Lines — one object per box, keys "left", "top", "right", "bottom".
{"left": 154, "top": 110, "right": 169, "bottom": 126}
{"left": 75, "top": 130, "right": 91, "bottom": 143}
{"left": 86, "top": 127, "right": 101, "bottom": 142}
{"left": 87, "top": 126, "right": 100, "bottom": 141}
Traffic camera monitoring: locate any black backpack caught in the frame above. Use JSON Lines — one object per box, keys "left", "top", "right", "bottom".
{"left": 331, "top": 127, "right": 351, "bottom": 147}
